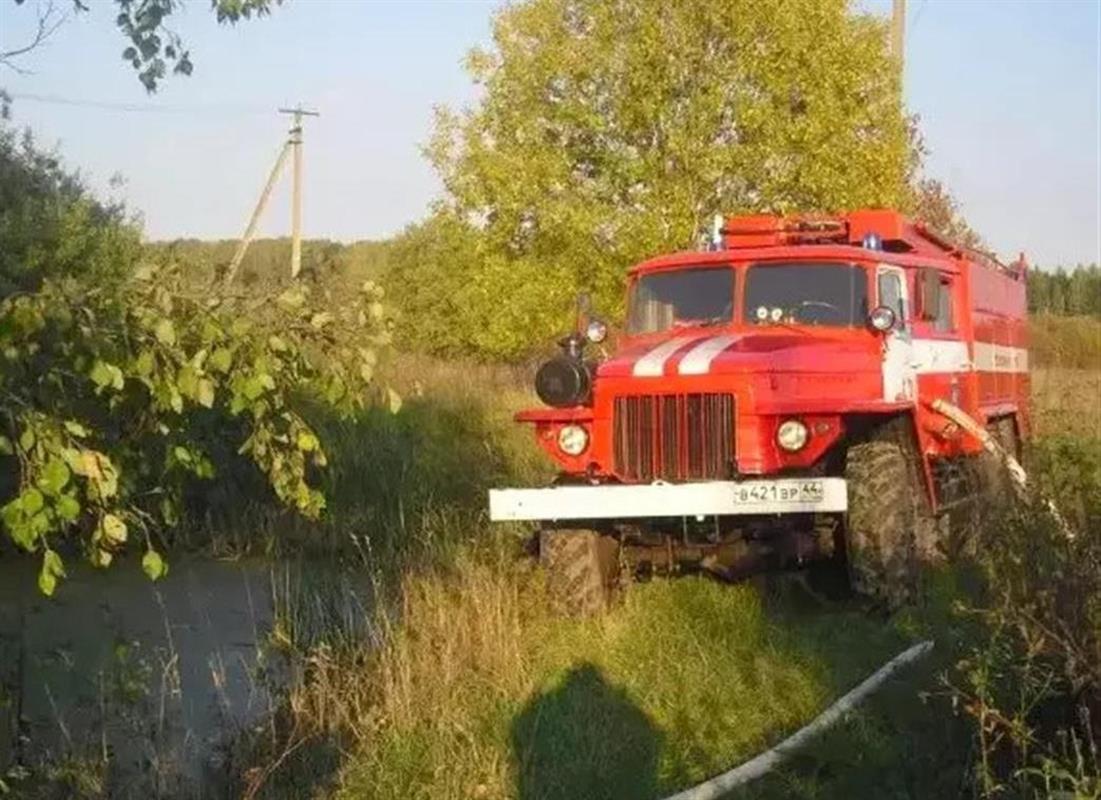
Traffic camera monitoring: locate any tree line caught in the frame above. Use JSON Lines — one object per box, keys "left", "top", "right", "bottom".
{"left": 1028, "top": 264, "right": 1101, "bottom": 318}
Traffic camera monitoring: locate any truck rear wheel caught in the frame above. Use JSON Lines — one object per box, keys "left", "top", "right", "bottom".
{"left": 539, "top": 529, "right": 620, "bottom": 616}
{"left": 844, "top": 421, "right": 928, "bottom": 607}
{"left": 980, "top": 416, "right": 1021, "bottom": 502}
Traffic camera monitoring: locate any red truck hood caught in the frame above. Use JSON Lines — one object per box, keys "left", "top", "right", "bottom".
{"left": 598, "top": 330, "right": 877, "bottom": 379}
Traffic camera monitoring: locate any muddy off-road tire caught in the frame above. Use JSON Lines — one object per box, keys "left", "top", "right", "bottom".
{"left": 844, "top": 420, "right": 932, "bottom": 608}
{"left": 539, "top": 529, "right": 620, "bottom": 616}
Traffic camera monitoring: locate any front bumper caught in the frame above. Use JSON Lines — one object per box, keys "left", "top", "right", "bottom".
{"left": 488, "top": 478, "right": 848, "bottom": 522}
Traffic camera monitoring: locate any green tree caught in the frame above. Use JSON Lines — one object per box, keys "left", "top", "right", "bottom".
{"left": 0, "top": 126, "right": 139, "bottom": 295}
{"left": 908, "top": 177, "right": 982, "bottom": 249}
{"left": 395, "top": 0, "right": 912, "bottom": 359}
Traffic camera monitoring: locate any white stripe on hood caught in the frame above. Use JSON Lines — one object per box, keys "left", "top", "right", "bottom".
{"left": 632, "top": 337, "right": 697, "bottom": 377}
{"left": 677, "top": 335, "right": 740, "bottom": 375}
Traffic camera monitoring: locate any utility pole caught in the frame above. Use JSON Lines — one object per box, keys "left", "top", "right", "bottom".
{"left": 279, "top": 105, "right": 319, "bottom": 279}
{"left": 225, "top": 105, "right": 318, "bottom": 285}
{"left": 226, "top": 142, "right": 291, "bottom": 284}
{"left": 891, "top": 0, "right": 906, "bottom": 72}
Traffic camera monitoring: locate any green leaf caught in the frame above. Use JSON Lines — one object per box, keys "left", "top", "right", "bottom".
{"left": 90, "top": 360, "right": 112, "bottom": 388}
{"left": 242, "top": 376, "right": 265, "bottom": 401}
{"left": 99, "top": 513, "right": 127, "bottom": 545}
{"left": 63, "top": 420, "right": 90, "bottom": 438}
{"left": 209, "top": 348, "right": 233, "bottom": 373}
{"left": 18, "top": 428, "right": 35, "bottom": 452}
{"left": 38, "top": 550, "right": 65, "bottom": 597}
{"left": 56, "top": 494, "right": 81, "bottom": 523}
{"left": 39, "top": 459, "right": 71, "bottom": 495}
{"left": 142, "top": 549, "right": 168, "bottom": 581}
{"left": 197, "top": 378, "right": 215, "bottom": 409}
{"left": 154, "top": 318, "right": 176, "bottom": 346}
{"left": 296, "top": 431, "right": 320, "bottom": 452}
{"left": 160, "top": 496, "right": 179, "bottom": 527}
{"left": 135, "top": 350, "right": 156, "bottom": 377}
{"left": 0, "top": 435, "right": 12, "bottom": 456}
{"left": 90, "top": 361, "right": 124, "bottom": 391}
{"left": 177, "top": 364, "right": 199, "bottom": 399}
{"left": 21, "top": 488, "right": 44, "bottom": 515}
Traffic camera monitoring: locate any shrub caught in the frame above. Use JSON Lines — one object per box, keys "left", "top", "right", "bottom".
{"left": 948, "top": 437, "right": 1100, "bottom": 797}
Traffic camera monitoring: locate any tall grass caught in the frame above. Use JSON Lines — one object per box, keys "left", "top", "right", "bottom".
{"left": 1031, "top": 314, "right": 1101, "bottom": 370}
{"left": 228, "top": 355, "right": 1099, "bottom": 800}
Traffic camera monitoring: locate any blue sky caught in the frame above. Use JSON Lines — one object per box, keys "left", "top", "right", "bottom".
{"left": 1, "top": 0, "right": 1098, "bottom": 268}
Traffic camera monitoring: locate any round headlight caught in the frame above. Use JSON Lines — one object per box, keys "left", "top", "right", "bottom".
{"left": 585, "top": 319, "right": 608, "bottom": 344}
{"left": 776, "top": 419, "right": 809, "bottom": 452}
{"left": 557, "top": 424, "right": 589, "bottom": 456}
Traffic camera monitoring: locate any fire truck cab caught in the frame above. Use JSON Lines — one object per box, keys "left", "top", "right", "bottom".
{"left": 489, "top": 210, "right": 1029, "bottom": 612}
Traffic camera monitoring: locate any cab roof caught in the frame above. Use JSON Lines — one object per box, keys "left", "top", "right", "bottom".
{"left": 628, "top": 209, "right": 1026, "bottom": 279}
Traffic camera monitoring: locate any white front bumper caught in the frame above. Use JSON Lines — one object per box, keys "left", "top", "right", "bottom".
{"left": 488, "top": 478, "right": 848, "bottom": 522}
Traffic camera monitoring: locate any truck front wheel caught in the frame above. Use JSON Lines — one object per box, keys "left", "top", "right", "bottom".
{"left": 539, "top": 528, "right": 620, "bottom": 616}
{"left": 844, "top": 422, "right": 928, "bottom": 607}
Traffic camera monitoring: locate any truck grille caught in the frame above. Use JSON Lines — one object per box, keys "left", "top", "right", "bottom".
{"left": 612, "top": 393, "right": 735, "bottom": 482}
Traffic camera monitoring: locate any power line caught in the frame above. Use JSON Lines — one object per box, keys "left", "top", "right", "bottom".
{"left": 6, "top": 91, "right": 271, "bottom": 116}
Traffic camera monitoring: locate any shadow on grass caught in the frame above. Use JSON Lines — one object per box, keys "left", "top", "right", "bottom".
{"left": 512, "top": 663, "right": 663, "bottom": 800}
{"left": 506, "top": 571, "right": 976, "bottom": 800}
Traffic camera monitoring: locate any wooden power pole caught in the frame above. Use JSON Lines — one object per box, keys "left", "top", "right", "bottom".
{"left": 891, "top": 0, "right": 907, "bottom": 71}
{"left": 279, "top": 105, "right": 319, "bottom": 278}
{"left": 226, "top": 105, "right": 318, "bottom": 284}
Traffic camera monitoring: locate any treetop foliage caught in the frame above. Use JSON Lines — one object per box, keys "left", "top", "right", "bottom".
{"left": 394, "top": 0, "right": 914, "bottom": 359}
{"left": 0, "top": 126, "right": 139, "bottom": 295}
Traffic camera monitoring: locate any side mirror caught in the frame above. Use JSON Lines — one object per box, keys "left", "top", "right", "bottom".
{"left": 868, "top": 305, "right": 897, "bottom": 333}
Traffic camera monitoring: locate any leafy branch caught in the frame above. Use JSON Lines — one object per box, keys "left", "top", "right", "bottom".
{"left": 0, "top": 261, "right": 395, "bottom": 593}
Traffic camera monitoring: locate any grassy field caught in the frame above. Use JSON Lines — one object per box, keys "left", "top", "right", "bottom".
{"left": 223, "top": 360, "right": 1099, "bottom": 800}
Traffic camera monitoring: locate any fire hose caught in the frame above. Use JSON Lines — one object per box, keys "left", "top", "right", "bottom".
{"left": 662, "top": 400, "right": 1072, "bottom": 799}
{"left": 659, "top": 640, "right": 934, "bottom": 800}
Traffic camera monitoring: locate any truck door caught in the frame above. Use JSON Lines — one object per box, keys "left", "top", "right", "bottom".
{"left": 877, "top": 265, "right": 916, "bottom": 402}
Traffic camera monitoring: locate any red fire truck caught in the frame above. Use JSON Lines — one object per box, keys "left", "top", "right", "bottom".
{"left": 489, "top": 209, "right": 1029, "bottom": 613}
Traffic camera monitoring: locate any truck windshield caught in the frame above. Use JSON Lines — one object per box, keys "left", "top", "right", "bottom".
{"left": 627, "top": 267, "right": 734, "bottom": 335}
{"left": 744, "top": 262, "right": 868, "bottom": 327}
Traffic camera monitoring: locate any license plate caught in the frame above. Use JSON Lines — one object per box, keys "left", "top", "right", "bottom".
{"left": 731, "top": 480, "right": 826, "bottom": 505}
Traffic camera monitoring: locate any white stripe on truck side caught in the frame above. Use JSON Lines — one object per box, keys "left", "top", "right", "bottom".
{"left": 911, "top": 339, "right": 970, "bottom": 374}
{"left": 973, "top": 342, "right": 1029, "bottom": 373}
